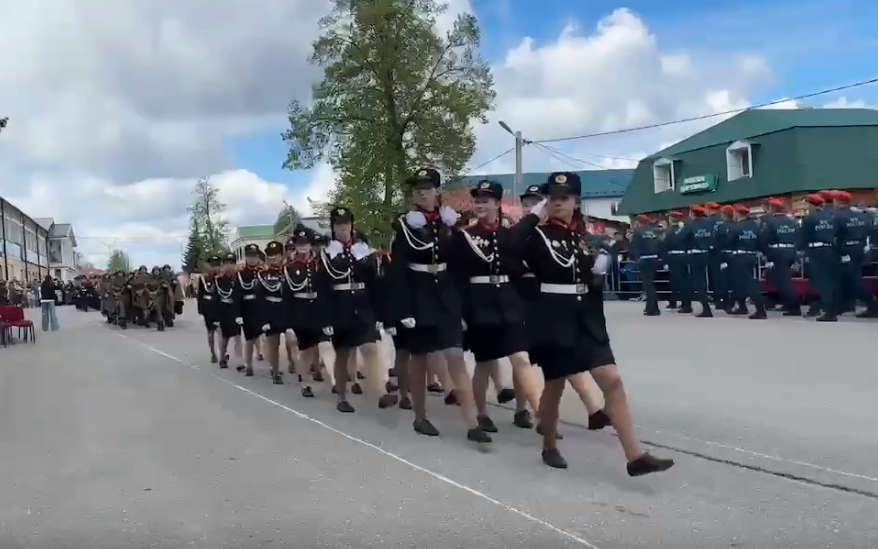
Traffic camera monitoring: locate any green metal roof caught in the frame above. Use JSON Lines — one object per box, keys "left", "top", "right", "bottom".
{"left": 652, "top": 108, "right": 878, "bottom": 159}
{"left": 235, "top": 225, "right": 276, "bottom": 239}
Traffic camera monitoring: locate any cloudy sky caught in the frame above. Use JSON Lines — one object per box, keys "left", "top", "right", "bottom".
{"left": 1, "top": 0, "right": 876, "bottom": 269}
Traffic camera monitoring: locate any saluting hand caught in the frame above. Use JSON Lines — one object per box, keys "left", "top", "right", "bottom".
{"left": 400, "top": 317, "right": 416, "bottom": 329}
{"left": 530, "top": 198, "right": 549, "bottom": 222}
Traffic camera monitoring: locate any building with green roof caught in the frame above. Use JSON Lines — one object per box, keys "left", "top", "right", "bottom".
{"left": 616, "top": 108, "right": 878, "bottom": 216}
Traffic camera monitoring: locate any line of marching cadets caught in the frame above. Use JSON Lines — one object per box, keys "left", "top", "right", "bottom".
{"left": 192, "top": 169, "right": 675, "bottom": 476}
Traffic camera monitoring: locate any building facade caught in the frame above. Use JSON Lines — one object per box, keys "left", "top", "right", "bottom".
{"left": 232, "top": 216, "right": 332, "bottom": 261}
{"left": 36, "top": 218, "right": 80, "bottom": 281}
{"left": 1, "top": 198, "right": 51, "bottom": 282}
{"left": 617, "top": 108, "right": 878, "bottom": 216}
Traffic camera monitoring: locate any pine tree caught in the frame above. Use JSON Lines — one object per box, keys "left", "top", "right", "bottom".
{"left": 182, "top": 217, "right": 205, "bottom": 273}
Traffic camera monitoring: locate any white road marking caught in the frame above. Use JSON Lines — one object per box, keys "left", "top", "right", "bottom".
{"left": 107, "top": 329, "right": 601, "bottom": 549}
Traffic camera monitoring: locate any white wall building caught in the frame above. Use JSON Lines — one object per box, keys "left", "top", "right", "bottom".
{"left": 36, "top": 218, "right": 79, "bottom": 281}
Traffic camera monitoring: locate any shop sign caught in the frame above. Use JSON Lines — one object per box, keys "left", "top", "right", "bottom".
{"left": 678, "top": 174, "right": 717, "bottom": 194}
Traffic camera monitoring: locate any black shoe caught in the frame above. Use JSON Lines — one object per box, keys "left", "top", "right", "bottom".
{"left": 385, "top": 381, "right": 398, "bottom": 393}
{"left": 219, "top": 359, "right": 229, "bottom": 369}
{"left": 729, "top": 307, "right": 748, "bottom": 315}
{"left": 627, "top": 453, "right": 675, "bottom": 477}
{"left": 356, "top": 371, "right": 365, "bottom": 380}
{"left": 536, "top": 423, "right": 563, "bottom": 439}
{"left": 337, "top": 400, "right": 355, "bottom": 413}
{"left": 477, "top": 415, "right": 498, "bottom": 433}
{"left": 666, "top": 303, "right": 677, "bottom": 310}
{"left": 783, "top": 308, "right": 802, "bottom": 316}
{"left": 816, "top": 314, "right": 838, "bottom": 322}
{"left": 496, "top": 388, "right": 515, "bottom": 404}
{"left": 351, "top": 382, "right": 363, "bottom": 395}
{"left": 414, "top": 418, "right": 439, "bottom": 436}
{"left": 378, "top": 393, "right": 399, "bottom": 409}
{"left": 587, "top": 410, "right": 611, "bottom": 430}
{"left": 748, "top": 310, "right": 767, "bottom": 320}
{"left": 805, "top": 308, "right": 821, "bottom": 317}
{"left": 427, "top": 382, "right": 444, "bottom": 394}
{"left": 513, "top": 410, "right": 534, "bottom": 429}
{"left": 678, "top": 306, "right": 693, "bottom": 314}
{"left": 388, "top": 367, "right": 398, "bottom": 378}
{"left": 210, "top": 354, "right": 218, "bottom": 364}
{"left": 301, "top": 386, "right": 314, "bottom": 398}
{"left": 542, "top": 448, "right": 568, "bottom": 469}
{"left": 257, "top": 354, "right": 264, "bottom": 361}
{"left": 444, "top": 390, "right": 458, "bottom": 406}
{"left": 467, "top": 428, "right": 492, "bottom": 443}
{"left": 245, "top": 367, "right": 254, "bottom": 377}
{"left": 236, "top": 365, "right": 246, "bottom": 372}
{"left": 696, "top": 307, "right": 713, "bottom": 318}
{"left": 312, "top": 371, "right": 324, "bottom": 382}
{"left": 331, "top": 386, "right": 339, "bottom": 395}
{"left": 644, "top": 310, "right": 660, "bottom": 316}
{"left": 399, "top": 396, "right": 413, "bottom": 410}
{"left": 272, "top": 374, "right": 283, "bottom": 385}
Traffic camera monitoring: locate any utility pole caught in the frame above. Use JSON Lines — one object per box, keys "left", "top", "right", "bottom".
{"left": 498, "top": 121, "right": 528, "bottom": 203}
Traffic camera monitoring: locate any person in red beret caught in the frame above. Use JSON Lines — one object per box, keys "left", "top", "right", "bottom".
{"left": 800, "top": 191, "right": 839, "bottom": 321}
{"left": 830, "top": 190, "right": 878, "bottom": 317}
{"left": 669, "top": 210, "right": 685, "bottom": 219}
{"left": 704, "top": 202, "right": 720, "bottom": 211}
{"left": 724, "top": 204, "right": 767, "bottom": 318}
{"left": 662, "top": 210, "right": 692, "bottom": 311}
{"left": 678, "top": 204, "right": 713, "bottom": 316}
{"left": 762, "top": 196, "right": 801, "bottom": 315}
{"left": 704, "top": 202, "right": 730, "bottom": 310}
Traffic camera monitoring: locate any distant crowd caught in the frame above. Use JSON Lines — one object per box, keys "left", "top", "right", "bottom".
{"left": 0, "top": 277, "right": 81, "bottom": 307}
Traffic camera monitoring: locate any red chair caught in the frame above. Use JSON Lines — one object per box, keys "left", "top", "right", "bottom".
{"left": 0, "top": 305, "right": 35, "bottom": 344}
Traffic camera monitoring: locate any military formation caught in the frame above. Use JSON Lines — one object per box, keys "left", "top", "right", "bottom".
{"left": 96, "top": 265, "right": 185, "bottom": 330}
{"left": 630, "top": 189, "right": 878, "bottom": 322}
{"left": 184, "top": 169, "right": 676, "bottom": 476}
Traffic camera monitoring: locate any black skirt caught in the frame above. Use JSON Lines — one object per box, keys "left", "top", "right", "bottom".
{"left": 219, "top": 320, "right": 241, "bottom": 340}
{"left": 404, "top": 314, "right": 463, "bottom": 354}
{"left": 332, "top": 324, "right": 380, "bottom": 349}
{"left": 530, "top": 335, "right": 616, "bottom": 381}
{"left": 294, "top": 327, "right": 329, "bottom": 351}
{"left": 464, "top": 321, "right": 528, "bottom": 363}
{"left": 203, "top": 317, "right": 218, "bottom": 332}
{"left": 391, "top": 326, "right": 408, "bottom": 351}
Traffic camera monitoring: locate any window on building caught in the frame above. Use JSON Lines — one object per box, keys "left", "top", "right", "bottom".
{"left": 6, "top": 217, "right": 22, "bottom": 244}
{"left": 726, "top": 140, "right": 753, "bottom": 181}
{"left": 653, "top": 158, "right": 675, "bottom": 193}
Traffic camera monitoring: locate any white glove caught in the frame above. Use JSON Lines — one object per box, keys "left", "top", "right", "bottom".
{"left": 351, "top": 242, "right": 372, "bottom": 260}
{"left": 865, "top": 245, "right": 871, "bottom": 253}
{"left": 405, "top": 211, "right": 427, "bottom": 229}
{"left": 386, "top": 326, "right": 397, "bottom": 336}
{"left": 529, "top": 198, "right": 548, "bottom": 221}
{"left": 235, "top": 317, "right": 243, "bottom": 325}
{"left": 262, "top": 324, "right": 270, "bottom": 331}
{"left": 400, "top": 317, "right": 416, "bottom": 329}
{"left": 213, "top": 321, "right": 220, "bottom": 327}
{"left": 764, "top": 262, "right": 774, "bottom": 269}
{"left": 327, "top": 240, "right": 344, "bottom": 259}
{"left": 439, "top": 205, "right": 459, "bottom": 226}
{"left": 322, "top": 326, "right": 334, "bottom": 336}
{"left": 375, "top": 321, "right": 383, "bottom": 331}
{"left": 591, "top": 252, "right": 610, "bottom": 275}
{"left": 461, "top": 319, "right": 468, "bottom": 331}
{"left": 841, "top": 255, "right": 851, "bottom": 263}
{"left": 720, "top": 263, "right": 727, "bottom": 270}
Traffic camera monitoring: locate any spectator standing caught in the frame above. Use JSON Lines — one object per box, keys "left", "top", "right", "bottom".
{"left": 41, "top": 275, "right": 60, "bottom": 331}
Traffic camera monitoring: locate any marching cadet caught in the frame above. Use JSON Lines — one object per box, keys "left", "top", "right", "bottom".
{"left": 714, "top": 205, "right": 736, "bottom": 313}
{"left": 384, "top": 194, "right": 414, "bottom": 410}
{"left": 283, "top": 225, "right": 334, "bottom": 397}
{"left": 799, "top": 193, "right": 838, "bottom": 322}
{"left": 214, "top": 252, "right": 244, "bottom": 368}
{"left": 282, "top": 236, "right": 302, "bottom": 375}
{"left": 662, "top": 210, "right": 691, "bottom": 311}
{"left": 389, "top": 167, "right": 489, "bottom": 442}
{"left": 255, "top": 241, "right": 287, "bottom": 385}
{"left": 704, "top": 202, "right": 729, "bottom": 310}
{"left": 197, "top": 255, "right": 222, "bottom": 363}
{"left": 866, "top": 207, "right": 878, "bottom": 309}
{"left": 679, "top": 205, "right": 713, "bottom": 317}
{"left": 725, "top": 204, "right": 766, "bottom": 319}
{"left": 236, "top": 244, "right": 263, "bottom": 376}
{"left": 452, "top": 180, "right": 542, "bottom": 434}
{"left": 520, "top": 171, "right": 674, "bottom": 474}
{"left": 629, "top": 213, "right": 662, "bottom": 316}
{"left": 832, "top": 191, "right": 877, "bottom": 317}
{"left": 320, "top": 206, "right": 387, "bottom": 413}
{"left": 761, "top": 197, "right": 801, "bottom": 316}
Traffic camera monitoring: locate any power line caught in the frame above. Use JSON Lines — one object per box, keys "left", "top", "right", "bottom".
{"left": 463, "top": 146, "right": 515, "bottom": 175}
{"left": 533, "top": 76, "right": 878, "bottom": 144}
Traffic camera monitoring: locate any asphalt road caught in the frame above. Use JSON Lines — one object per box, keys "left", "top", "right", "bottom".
{"left": 1, "top": 302, "right": 877, "bottom": 549}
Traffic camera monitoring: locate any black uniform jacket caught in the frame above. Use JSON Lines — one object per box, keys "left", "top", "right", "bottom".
{"left": 212, "top": 273, "right": 239, "bottom": 320}
{"left": 234, "top": 267, "right": 259, "bottom": 320}
{"left": 389, "top": 210, "right": 461, "bottom": 327}
{"left": 521, "top": 215, "right": 608, "bottom": 348}
{"left": 451, "top": 216, "right": 537, "bottom": 326}
{"left": 283, "top": 255, "right": 328, "bottom": 332}
{"left": 253, "top": 267, "right": 286, "bottom": 330}
{"left": 317, "top": 239, "right": 380, "bottom": 332}
{"left": 196, "top": 275, "right": 217, "bottom": 319}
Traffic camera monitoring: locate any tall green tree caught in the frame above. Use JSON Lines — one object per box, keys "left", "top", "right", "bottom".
{"left": 282, "top": 0, "right": 495, "bottom": 245}
{"left": 182, "top": 217, "right": 206, "bottom": 273}
{"left": 273, "top": 203, "right": 302, "bottom": 235}
{"left": 106, "top": 249, "right": 132, "bottom": 272}
{"left": 186, "top": 176, "right": 230, "bottom": 255}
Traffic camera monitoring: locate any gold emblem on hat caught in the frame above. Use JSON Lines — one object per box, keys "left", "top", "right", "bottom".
{"left": 418, "top": 170, "right": 428, "bottom": 176}
{"left": 338, "top": 208, "right": 346, "bottom": 215}
{"left": 480, "top": 181, "right": 490, "bottom": 189}
{"left": 555, "top": 174, "right": 567, "bottom": 184}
